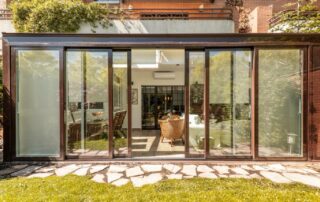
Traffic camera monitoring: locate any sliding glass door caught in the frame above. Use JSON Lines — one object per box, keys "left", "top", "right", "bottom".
{"left": 258, "top": 49, "right": 303, "bottom": 157}
{"left": 66, "top": 50, "right": 111, "bottom": 158}
{"left": 113, "top": 51, "right": 130, "bottom": 157}
{"left": 16, "top": 49, "right": 60, "bottom": 157}
{"left": 187, "top": 51, "right": 205, "bottom": 157}
{"left": 208, "top": 49, "right": 252, "bottom": 157}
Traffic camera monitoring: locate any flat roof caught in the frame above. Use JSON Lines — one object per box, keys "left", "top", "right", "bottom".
{"left": 2, "top": 33, "right": 320, "bottom": 48}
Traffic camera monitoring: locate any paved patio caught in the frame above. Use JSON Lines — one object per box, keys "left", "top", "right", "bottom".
{"left": 1, "top": 162, "right": 320, "bottom": 188}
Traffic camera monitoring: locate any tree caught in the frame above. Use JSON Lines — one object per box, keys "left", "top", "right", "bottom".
{"left": 270, "top": 0, "right": 320, "bottom": 33}
{"left": 10, "top": 0, "right": 114, "bottom": 33}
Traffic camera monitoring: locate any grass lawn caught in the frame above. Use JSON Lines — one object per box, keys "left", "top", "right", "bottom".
{"left": 71, "top": 138, "right": 127, "bottom": 151}
{"left": 0, "top": 176, "right": 319, "bottom": 202}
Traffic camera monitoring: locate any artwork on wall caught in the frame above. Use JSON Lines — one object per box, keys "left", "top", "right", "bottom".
{"left": 132, "top": 88, "right": 138, "bottom": 105}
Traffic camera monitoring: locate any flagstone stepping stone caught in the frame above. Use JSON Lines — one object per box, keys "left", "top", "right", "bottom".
{"left": 252, "top": 165, "right": 268, "bottom": 171}
{"left": 107, "top": 172, "right": 123, "bottom": 183}
{"left": 163, "top": 164, "right": 181, "bottom": 174}
{"left": 90, "top": 165, "right": 108, "bottom": 174}
{"left": 36, "top": 166, "right": 56, "bottom": 173}
{"left": 183, "top": 175, "right": 194, "bottom": 179}
{"left": 11, "top": 165, "right": 42, "bottom": 177}
{"left": 0, "top": 168, "right": 19, "bottom": 176}
{"left": 0, "top": 164, "right": 29, "bottom": 176}
{"left": 12, "top": 164, "right": 29, "bottom": 170}
{"left": 231, "top": 167, "right": 249, "bottom": 175}
{"left": 218, "top": 174, "right": 228, "bottom": 178}
{"left": 285, "top": 168, "right": 308, "bottom": 174}
{"left": 213, "top": 166, "right": 229, "bottom": 174}
{"left": 229, "top": 175, "right": 251, "bottom": 179}
{"left": 92, "top": 174, "right": 106, "bottom": 183}
{"left": 112, "top": 178, "right": 130, "bottom": 187}
{"left": 267, "top": 164, "right": 286, "bottom": 171}
{"left": 240, "top": 165, "right": 253, "bottom": 171}
{"left": 260, "top": 171, "right": 291, "bottom": 183}
{"left": 130, "top": 176, "right": 146, "bottom": 187}
{"left": 74, "top": 167, "right": 89, "bottom": 176}
{"left": 282, "top": 173, "right": 320, "bottom": 188}
{"left": 167, "top": 174, "right": 183, "bottom": 179}
{"left": 197, "top": 165, "right": 213, "bottom": 173}
{"left": 181, "top": 165, "right": 197, "bottom": 176}
{"left": 141, "top": 164, "right": 162, "bottom": 172}
{"left": 198, "top": 172, "right": 217, "bottom": 179}
{"left": 55, "top": 164, "right": 79, "bottom": 176}
{"left": 78, "top": 164, "right": 92, "bottom": 168}
{"left": 249, "top": 173, "right": 262, "bottom": 179}
{"left": 303, "top": 168, "right": 319, "bottom": 174}
{"left": 28, "top": 172, "right": 53, "bottom": 178}
{"left": 126, "top": 166, "right": 144, "bottom": 177}
{"left": 146, "top": 173, "right": 163, "bottom": 184}
{"left": 108, "top": 165, "right": 128, "bottom": 173}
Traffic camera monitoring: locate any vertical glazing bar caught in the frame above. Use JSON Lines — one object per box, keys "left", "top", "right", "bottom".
{"left": 231, "top": 51, "right": 234, "bottom": 155}
{"left": 205, "top": 49, "right": 210, "bottom": 158}
{"left": 252, "top": 48, "right": 258, "bottom": 159}
{"left": 184, "top": 50, "right": 190, "bottom": 157}
{"left": 59, "top": 48, "right": 66, "bottom": 160}
{"left": 127, "top": 50, "right": 132, "bottom": 158}
{"left": 108, "top": 50, "right": 114, "bottom": 158}
{"left": 306, "top": 46, "right": 312, "bottom": 160}
{"left": 81, "top": 51, "right": 86, "bottom": 153}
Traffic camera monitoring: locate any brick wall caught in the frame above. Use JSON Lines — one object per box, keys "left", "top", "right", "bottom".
{"left": 311, "top": 46, "right": 320, "bottom": 159}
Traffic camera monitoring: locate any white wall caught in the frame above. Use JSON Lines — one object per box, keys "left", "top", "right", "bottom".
{"left": 0, "top": 20, "right": 15, "bottom": 52}
{"left": 79, "top": 19, "right": 235, "bottom": 34}
{"left": 0, "top": 19, "right": 234, "bottom": 53}
{"left": 131, "top": 69, "right": 184, "bottom": 129}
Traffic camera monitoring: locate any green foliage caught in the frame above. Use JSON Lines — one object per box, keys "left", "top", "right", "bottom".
{"left": 0, "top": 176, "right": 320, "bottom": 201}
{"left": 10, "top": 0, "right": 113, "bottom": 33}
{"left": 271, "top": 0, "right": 320, "bottom": 33}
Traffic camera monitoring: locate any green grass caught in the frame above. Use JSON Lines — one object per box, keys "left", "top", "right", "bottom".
{"left": 71, "top": 138, "right": 127, "bottom": 151}
{"left": 0, "top": 176, "right": 319, "bottom": 202}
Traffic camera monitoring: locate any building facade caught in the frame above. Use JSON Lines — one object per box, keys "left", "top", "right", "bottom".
{"left": 2, "top": 33, "right": 320, "bottom": 161}
{"left": 1, "top": 1, "right": 320, "bottom": 162}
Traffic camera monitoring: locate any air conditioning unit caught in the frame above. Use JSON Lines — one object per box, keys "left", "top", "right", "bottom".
{"left": 153, "top": 71, "right": 175, "bottom": 79}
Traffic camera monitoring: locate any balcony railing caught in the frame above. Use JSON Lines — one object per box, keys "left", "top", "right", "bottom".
{"left": 117, "top": 8, "right": 233, "bottom": 20}
{"left": 0, "top": 9, "right": 11, "bottom": 20}
{"left": 1, "top": 8, "right": 233, "bottom": 21}
{"left": 269, "top": 9, "right": 319, "bottom": 28}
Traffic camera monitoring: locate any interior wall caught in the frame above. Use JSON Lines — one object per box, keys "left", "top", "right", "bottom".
{"left": 131, "top": 69, "right": 184, "bottom": 128}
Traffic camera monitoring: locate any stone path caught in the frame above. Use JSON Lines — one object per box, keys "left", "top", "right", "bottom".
{"left": 0, "top": 163, "right": 320, "bottom": 188}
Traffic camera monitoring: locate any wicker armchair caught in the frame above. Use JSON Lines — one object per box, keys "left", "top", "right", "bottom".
{"left": 159, "top": 118, "right": 185, "bottom": 146}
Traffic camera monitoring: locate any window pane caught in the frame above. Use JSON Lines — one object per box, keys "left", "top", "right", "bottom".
{"left": 258, "top": 49, "right": 303, "bottom": 157}
{"left": 66, "top": 50, "right": 109, "bottom": 157}
{"left": 16, "top": 50, "right": 60, "bottom": 157}
{"left": 209, "top": 50, "right": 252, "bottom": 156}
{"left": 113, "top": 52, "right": 128, "bottom": 157}
{"left": 188, "top": 52, "right": 205, "bottom": 156}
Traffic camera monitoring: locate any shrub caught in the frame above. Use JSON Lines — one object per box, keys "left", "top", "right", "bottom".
{"left": 10, "top": 0, "right": 112, "bottom": 33}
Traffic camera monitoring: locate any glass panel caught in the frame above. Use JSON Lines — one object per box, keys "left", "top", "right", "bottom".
{"left": 16, "top": 50, "right": 60, "bottom": 157}
{"left": 209, "top": 49, "right": 252, "bottom": 156}
{"left": 312, "top": 47, "right": 320, "bottom": 159}
{"left": 113, "top": 52, "right": 128, "bottom": 157}
{"left": 131, "top": 49, "right": 185, "bottom": 158}
{"left": 141, "top": 86, "right": 156, "bottom": 129}
{"left": 188, "top": 52, "right": 205, "bottom": 156}
{"left": 66, "top": 50, "right": 109, "bottom": 157}
{"left": 258, "top": 49, "right": 303, "bottom": 157}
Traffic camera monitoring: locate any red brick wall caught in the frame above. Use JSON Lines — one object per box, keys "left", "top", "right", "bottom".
{"left": 311, "top": 47, "right": 320, "bottom": 159}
